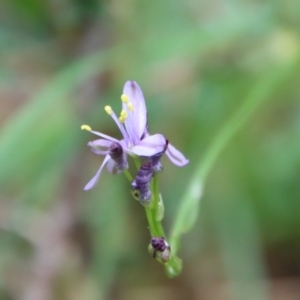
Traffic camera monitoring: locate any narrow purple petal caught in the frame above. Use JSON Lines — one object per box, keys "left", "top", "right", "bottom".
{"left": 90, "top": 130, "right": 120, "bottom": 143}
{"left": 119, "top": 139, "right": 128, "bottom": 150}
{"left": 123, "top": 81, "right": 147, "bottom": 143}
{"left": 106, "top": 158, "right": 123, "bottom": 174}
{"left": 84, "top": 155, "right": 111, "bottom": 190}
{"left": 106, "top": 108, "right": 131, "bottom": 146}
{"left": 131, "top": 134, "right": 166, "bottom": 156}
{"left": 106, "top": 159, "right": 117, "bottom": 173}
{"left": 166, "top": 143, "right": 189, "bottom": 166}
{"left": 88, "top": 139, "right": 112, "bottom": 155}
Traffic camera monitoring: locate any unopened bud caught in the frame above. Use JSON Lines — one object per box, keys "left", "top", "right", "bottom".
{"left": 148, "top": 236, "right": 171, "bottom": 264}
{"left": 109, "top": 142, "right": 128, "bottom": 172}
{"left": 150, "top": 139, "right": 169, "bottom": 172}
{"left": 109, "top": 142, "right": 123, "bottom": 159}
{"left": 131, "top": 162, "right": 154, "bottom": 206}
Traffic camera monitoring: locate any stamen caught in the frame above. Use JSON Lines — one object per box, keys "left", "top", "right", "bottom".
{"left": 121, "top": 110, "right": 127, "bottom": 118}
{"left": 81, "top": 125, "right": 92, "bottom": 131}
{"left": 119, "top": 110, "right": 128, "bottom": 123}
{"left": 127, "top": 102, "right": 134, "bottom": 111}
{"left": 104, "top": 106, "right": 112, "bottom": 115}
{"left": 104, "top": 106, "right": 130, "bottom": 145}
{"left": 121, "top": 94, "right": 129, "bottom": 103}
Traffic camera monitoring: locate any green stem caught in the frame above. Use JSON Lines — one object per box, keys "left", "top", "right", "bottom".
{"left": 131, "top": 157, "right": 161, "bottom": 236}
{"left": 149, "top": 173, "right": 182, "bottom": 277}
{"left": 151, "top": 173, "right": 166, "bottom": 237}
{"left": 144, "top": 175, "right": 164, "bottom": 237}
{"left": 145, "top": 206, "right": 157, "bottom": 236}
{"left": 123, "top": 170, "right": 133, "bottom": 181}
{"left": 127, "top": 157, "right": 183, "bottom": 277}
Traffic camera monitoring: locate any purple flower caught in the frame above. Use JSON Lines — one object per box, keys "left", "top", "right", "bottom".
{"left": 81, "top": 81, "right": 189, "bottom": 190}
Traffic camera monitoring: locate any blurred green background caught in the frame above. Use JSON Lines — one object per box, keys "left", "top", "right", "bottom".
{"left": 0, "top": 0, "right": 300, "bottom": 299}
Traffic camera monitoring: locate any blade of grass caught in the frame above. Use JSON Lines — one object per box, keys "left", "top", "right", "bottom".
{"left": 170, "top": 55, "right": 300, "bottom": 255}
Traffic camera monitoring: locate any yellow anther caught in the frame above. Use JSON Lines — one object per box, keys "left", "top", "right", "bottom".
{"left": 104, "top": 106, "right": 112, "bottom": 115}
{"left": 120, "top": 109, "right": 127, "bottom": 118}
{"left": 121, "top": 94, "right": 129, "bottom": 103}
{"left": 81, "top": 124, "right": 92, "bottom": 131}
{"left": 127, "top": 102, "right": 134, "bottom": 111}
{"left": 119, "top": 110, "right": 127, "bottom": 123}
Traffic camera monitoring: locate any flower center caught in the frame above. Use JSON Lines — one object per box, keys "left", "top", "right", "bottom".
{"left": 120, "top": 93, "right": 140, "bottom": 144}
{"left": 81, "top": 92, "right": 137, "bottom": 149}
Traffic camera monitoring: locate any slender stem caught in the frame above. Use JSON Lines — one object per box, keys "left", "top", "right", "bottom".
{"left": 131, "top": 157, "right": 159, "bottom": 236}
{"left": 149, "top": 173, "right": 182, "bottom": 277}
{"left": 127, "top": 157, "right": 182, "bottom": 276}
{"left": 145, "top": 206, "right": 157, "bottom": 236}
{"left": 151, "top": 173, "right": 166, "bottom": 237}
{"left": 133, "top": 156, "right": 140, "bottom": 169}
{"left": 144, "top": 176, "right": 162, "bottom": 237}
{"left": 123, "top": 169, "right": 133, "bottom": 181}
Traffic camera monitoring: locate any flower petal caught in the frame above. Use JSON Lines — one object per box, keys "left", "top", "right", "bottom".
{"left": 88, "top": 139, "right": 112, "bottom": 155}
{"left": 90, "top": 130, "right": 120, "bottom": 143}
{"left": 106, "top": 159, "right": 118, "bottom": 174}
{"left": 123, "top": 81, "right": 147, "bottom": 143}
{"left": 166, "top": 143, "right": 189, "bottom": 166}
{"left": 84, "top": 155, "right": 111, "bottom": 190}
{"left": 131, "top": 134, "right": 167, "bottom": 156}
{"left": 106, "top": 158, "right": 124, "bottom": 174}
{"left": 104, "top": 108, "right": 131, "bottom": 147}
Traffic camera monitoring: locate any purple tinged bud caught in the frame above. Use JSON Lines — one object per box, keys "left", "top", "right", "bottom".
{"left": 150, "top": 139, "right": 169, "bottom": 172}
{"left": 131, "top": 162, "right": 154, "bottom": 205}
{"left": 150, "top": 236, "right": 168, "bottom": 251}
{"left": 151, "top": 156, "right": 163, "bottom": 172}
{"left": 109, "top": 142, "right": 128, "bottom": 171}
{"left": 148, "top": 236, "right": 171, "bottom": 263}
{"left": 158, "top": 247, "right": 171, "bottom": 263}
{"left": 109, "top": 142, "right": 123, "bottom": 159}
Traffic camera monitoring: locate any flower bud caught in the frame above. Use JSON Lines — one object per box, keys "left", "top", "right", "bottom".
{"left": 109, "top": 142, "right": 128, "bottom": 171}
{"left": 148, "top": 236, "right": 171, "bottom": 264}
{"left": 150, "top": 139, "right": 169, "bottom": 172}
{"left": 131, "top": 162, "right": 154, "bottom": 205}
